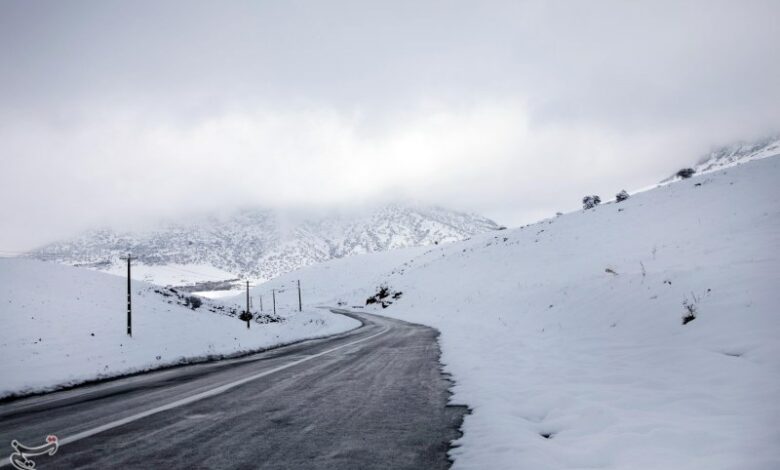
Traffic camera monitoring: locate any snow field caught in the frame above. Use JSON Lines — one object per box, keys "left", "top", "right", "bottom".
{"left": 0, "top": 260, "right": 359, "bottom": 399}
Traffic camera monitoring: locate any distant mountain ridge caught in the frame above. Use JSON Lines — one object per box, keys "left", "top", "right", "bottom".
{"left": 31, "top": 204, "right": 502, "bottom": 285}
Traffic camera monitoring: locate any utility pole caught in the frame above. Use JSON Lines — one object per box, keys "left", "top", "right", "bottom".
{"left": 297, "top": 280, "right": 302, "bottom": 312}
{"left": 120, "top": 254, "right": 135, "bottom": 337}
{"left": 245, "top": 280, "right": 251, "bottom": 329}
{"left": 259, "top": 295, "right": 263, "bottom": 312}
{"left": 272, "top": 289, "right": 276, "bottom": 315}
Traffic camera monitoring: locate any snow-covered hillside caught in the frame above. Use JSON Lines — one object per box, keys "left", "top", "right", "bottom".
{"left": 0, "top": 259, "right": 359, "bottom": 399}
{"left": 30, "top": 204, "right": 501, "bottom": 290}
{"left": 663, "top": 135, "right": 780, "bottom": 182}
{"left": 241, "top": 246, "right": 429, "bottom": 312}
{"left": 256, "top": 156, "right": 780, "bottom": 469}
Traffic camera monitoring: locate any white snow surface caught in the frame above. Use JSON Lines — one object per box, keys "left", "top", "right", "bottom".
{"left": 694, "top": 136, "right": 780, "bottom": 174}
{"left": 102, "top": 262, "right": 238, "bottom": 287}
{"left": 0, "top": 259, "right": 359, "bottom": 399}
{"left": 660, "top": 136, "right": 780, "bottom": 185}
{"left": 244, "top": 246, "right": 429, "bottom": 311}
{"left": 259, "top": 156, "right": 780, "bottom": 469}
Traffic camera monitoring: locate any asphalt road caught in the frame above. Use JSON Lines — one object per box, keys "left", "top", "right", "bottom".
{"left": 0, "top": 310, "right": 467, "bottom": 469}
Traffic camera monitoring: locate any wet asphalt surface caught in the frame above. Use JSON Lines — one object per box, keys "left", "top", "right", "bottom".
{"left": 0, "top": 310, "right": 467, "bottom": 469}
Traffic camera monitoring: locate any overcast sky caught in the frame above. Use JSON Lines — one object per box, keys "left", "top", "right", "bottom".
{"left": 1, "top": 0, "right": 779, "bottom": 251}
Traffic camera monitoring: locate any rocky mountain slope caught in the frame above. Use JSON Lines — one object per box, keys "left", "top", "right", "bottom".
{"left": 30, "top": 204, "right": 501, "bottom": 286}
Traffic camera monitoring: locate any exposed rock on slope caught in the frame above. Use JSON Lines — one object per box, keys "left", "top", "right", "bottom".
{"left": 31, "top": 204, "right": 501, "bottom": 285}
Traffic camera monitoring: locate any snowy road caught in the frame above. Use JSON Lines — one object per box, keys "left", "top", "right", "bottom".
{"left": 0, "top": 311, "right": 466, "bottom": 469}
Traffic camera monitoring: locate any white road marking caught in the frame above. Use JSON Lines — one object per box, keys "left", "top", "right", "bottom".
{"left": 1, "top": 325, "right": 389, "bottom": 468}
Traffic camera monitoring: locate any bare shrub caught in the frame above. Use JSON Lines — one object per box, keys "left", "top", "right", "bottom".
{"left": 682, "top": 293, "right": 700, "bottom": 325}
{"left": 582, "top": 195, "right": 601, "bottom": 210}
{"left": 677, "top": 168, "right": 695, "bottom": 179}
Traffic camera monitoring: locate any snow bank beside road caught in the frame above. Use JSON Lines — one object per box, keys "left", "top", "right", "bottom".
{"left": 261, "top": 156, "right": 780, "bottom": 469}
{"left": 0, "top": 259, "right": 359, "bottom": 399}
{"left": 378, "top": 157, "right": 780, "bottom": 469}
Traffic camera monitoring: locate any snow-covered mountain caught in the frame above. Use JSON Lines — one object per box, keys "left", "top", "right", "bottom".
{"left": 30, "top": 204, "right": 501, "bottom": 288}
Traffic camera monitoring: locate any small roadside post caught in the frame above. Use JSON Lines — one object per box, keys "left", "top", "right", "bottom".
{"left": 297, "top": 280, "right": 302, "bottom": 312}
{"left": 245, "top": 280, "right": 251, "bottom": 329}
{"left": 119, "top": 254, "right": 135, "bottom": 337}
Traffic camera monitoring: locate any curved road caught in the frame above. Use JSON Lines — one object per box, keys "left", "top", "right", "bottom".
{"left": 0, "top": 310, "right": 466, "bottom": 469}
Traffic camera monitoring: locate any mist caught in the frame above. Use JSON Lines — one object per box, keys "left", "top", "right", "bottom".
{"left": 1, "top": 0, "right": 779, "bottom": 251}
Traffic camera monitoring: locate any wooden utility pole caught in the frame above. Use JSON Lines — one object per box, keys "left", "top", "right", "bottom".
{"left": 297, "top": 280, "right": 302, "bottom": 312}
{"left": 245, "top": 280, "right": 251, "bottom": 329}
{"left": 272, "top": 289, "right": 276, "bottom": 315}
{"left": 120, "top": 254, "right": 135, "bottom": 337}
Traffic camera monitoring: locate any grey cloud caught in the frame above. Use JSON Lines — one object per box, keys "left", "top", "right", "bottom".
{"left": 1, "top": 0, "right": 778, "bottom": 251}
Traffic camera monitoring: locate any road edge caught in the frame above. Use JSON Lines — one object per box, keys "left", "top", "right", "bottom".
{"left": 326, "top": 307, "right": 472, "bottom": 468}
{"left": 0, "top": 309, "right": 364, "bottom": 405}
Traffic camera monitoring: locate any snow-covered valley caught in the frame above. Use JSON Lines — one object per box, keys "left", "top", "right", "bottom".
{"left": 250, "top": 155, "right": 780, "bottom": 469}
{"left": 2, "top": 141, "right": 778, "bottom": 468}
{"left": 0, "top": 260, "right": 359, "bottom": 399}
{"left": 3, "top": 2, "right": 779, "bottom": 467}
